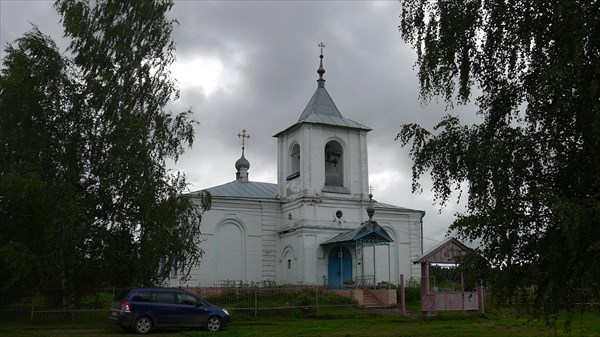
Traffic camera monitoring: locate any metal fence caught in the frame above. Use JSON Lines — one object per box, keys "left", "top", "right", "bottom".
{"left": 189, "top": 285, "right": 360, "bottom": 318}
{"left": 0, "top": 285, "right": 365, "bottom": 322}
{"left": 0, "top": 288, "right": 116, "bottom": 322}
{"left": 323, "top": 275, "right": 377, "bottom": 289}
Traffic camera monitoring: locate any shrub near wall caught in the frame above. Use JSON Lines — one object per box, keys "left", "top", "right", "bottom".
{"left": 0, "top": 288, "right": 116, "bottom": 322}
{"left": 1, "top": 286, "right": 364, "bottom": 322}
{"left": 402, "top": 279, "right": 421, "bottom": 306}
{"left": 198, "top": 286, "right": 358, "bottom": 318}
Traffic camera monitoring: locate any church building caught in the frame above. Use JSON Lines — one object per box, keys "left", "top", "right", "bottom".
{"left": 172, "top": 48, "right": 425, "bottom": 287}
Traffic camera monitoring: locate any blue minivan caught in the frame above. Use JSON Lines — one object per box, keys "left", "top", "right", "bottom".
{"left": 109, "top": 287, "right": 230, "bottom": 334}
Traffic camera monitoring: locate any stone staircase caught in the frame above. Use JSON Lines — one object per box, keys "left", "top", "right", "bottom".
{"left": 361, "top": 290, "right": 383, "bottom": 308}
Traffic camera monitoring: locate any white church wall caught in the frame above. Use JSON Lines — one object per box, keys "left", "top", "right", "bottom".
{"left": 259, "top": 201, "right": 280, "bottom": 282}
{"left": 214, "top": 219, "right": 246, "bottom": 282}
{"left": 172, "top": 198, "right": 281, "bottom": 286}
{"left": 278, "top": 231, "right": 322, "bottom": 285}
{"left": 279, "top": 245, "right": 297, "bottom": 285}
{"left": 383, "top": 225, "right": 400, "bottom": 284}
{"left": 178, "top": 194, "right": 422, "bottom": 287}
{"left": 409, "top": 215, "right": 424, "bottom": 278}
{"left": 345, "top": 129, "right": 370, "bottom": 197}
{"left": 277, "top": 233, "right": 299, "bottom": 284}
{"left": 281, "top": 198, "right": 368, "bottom": 231}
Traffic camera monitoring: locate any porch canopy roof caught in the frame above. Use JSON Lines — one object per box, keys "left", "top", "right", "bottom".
{"left": 322, "top": 220, "right": 394, "bottom": 246}
{"left": 414, "top": 237, "right": 471, "bottom": 264}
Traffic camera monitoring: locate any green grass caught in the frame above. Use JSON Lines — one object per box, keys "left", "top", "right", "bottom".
{"left": 1, "top": 311, "right": 599, "bottom": 337}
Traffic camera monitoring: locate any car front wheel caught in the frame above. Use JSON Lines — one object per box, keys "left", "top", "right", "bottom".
{"left": 133, "top": 316, "right": 152, "bottom": 334}
{"left": 206, "top": 316, "right": 222, "bottom": 331}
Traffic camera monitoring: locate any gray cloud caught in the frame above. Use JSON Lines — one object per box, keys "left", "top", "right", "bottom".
{"left": 1, "top": 1, "right": 478, "bottom": 250}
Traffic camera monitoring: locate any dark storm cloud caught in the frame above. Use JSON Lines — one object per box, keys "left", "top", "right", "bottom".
{"left": 1, "top": 1, "right": 478, "bottom": 250}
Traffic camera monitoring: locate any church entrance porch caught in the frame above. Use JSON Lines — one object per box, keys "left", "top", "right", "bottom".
{"left": 322, "top": 194, "right": 394, "bottom": 290}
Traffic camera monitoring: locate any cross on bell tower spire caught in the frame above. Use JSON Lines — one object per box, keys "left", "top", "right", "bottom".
{"left": 238, "top": 129, "right": 250, "bottom": 152}
{"left": 317, "top": 42, "right": 326, "bottom": 87}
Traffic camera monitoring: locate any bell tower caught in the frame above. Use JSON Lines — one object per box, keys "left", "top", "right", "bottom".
{"left": 274, "top": 44, "right": 371, "bottom": 201}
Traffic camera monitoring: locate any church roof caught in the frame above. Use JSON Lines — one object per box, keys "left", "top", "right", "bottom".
{"left": 373, "top": 201, "right": 425, "bottom": 214}
{"left": 194, "top": 180, "right": 278, "bottom": 200}
{"left": 295, "top": 86, "right": 371, "bottom": 130}
{"left": 274, "top": 49, "right": 371, "bottom": 137}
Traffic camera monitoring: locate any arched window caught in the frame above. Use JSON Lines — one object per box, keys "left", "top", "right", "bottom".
{"left": 287, "top": 143, "right": 300, "bottom": 180}
{"left": 324, "top": 140, "right": 343, "bottom": 186}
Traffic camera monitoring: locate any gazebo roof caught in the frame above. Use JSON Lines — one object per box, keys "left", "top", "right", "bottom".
{"left": 322, "top": 220, "right": 393, "bottom": 246}
{"left": 414, "top": 237, "right": 471, "bottom": 264}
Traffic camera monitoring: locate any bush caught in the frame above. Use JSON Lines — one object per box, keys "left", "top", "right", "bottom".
{"left": 203, "top": 287, "right": 356, "bottom": 318}
{"left": 402, "top": 278, "right": 421, "bottom": 304}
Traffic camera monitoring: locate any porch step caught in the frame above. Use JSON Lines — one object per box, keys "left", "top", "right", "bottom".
{"left": 361, "top": 290, "right": 383, "bottom": 308}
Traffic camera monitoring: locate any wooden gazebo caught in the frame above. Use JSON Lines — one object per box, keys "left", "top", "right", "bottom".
{"left": 414, "top": 237, "right": 484, "bottom": 315}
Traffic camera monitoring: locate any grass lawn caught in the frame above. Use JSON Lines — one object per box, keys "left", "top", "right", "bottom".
{"left": 1, "top": 311, "right": 599, "bottom": 337}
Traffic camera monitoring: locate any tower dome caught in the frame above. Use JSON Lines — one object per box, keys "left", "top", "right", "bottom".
{"left": 235, "top": 152, "right": 250, "bottom": 171}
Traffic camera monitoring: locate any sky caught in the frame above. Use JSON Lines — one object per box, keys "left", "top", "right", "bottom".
{"left": 0, "top": 1, "right": 480, "bottom": 251}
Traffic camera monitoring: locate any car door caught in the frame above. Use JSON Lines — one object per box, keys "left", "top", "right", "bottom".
{"left": 150, "top": 291, "right": 179, "bottom": 326}
{"left": 176, "top": 292, "right": 210, "bottom": 327}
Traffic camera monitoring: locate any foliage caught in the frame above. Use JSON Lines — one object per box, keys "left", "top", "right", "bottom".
{"left": 0, "top": 28, "right": 86, "bottom": 296}
{"left": 0, "top": 0, "right": 210, "bottom": 300}
{"left": 398, "top": 0, "right": 600, "bottom": 326}
{"left": 203, "top": 287, "right": 356, "bottom": 318}
{"left": 402, "top": 278, "right": 421, "bottom": 304}
{"left": 429, "top": 265, "right": 462, "bottom": 292}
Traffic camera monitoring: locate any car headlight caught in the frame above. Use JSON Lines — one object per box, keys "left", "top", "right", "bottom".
{"left": 223, "top": 309, "right": 229, "bottom": 316}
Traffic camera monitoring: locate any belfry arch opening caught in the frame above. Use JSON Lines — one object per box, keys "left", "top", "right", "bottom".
{"left": 324, "top": 140, "right": 343, "bottom": 186}
{"left": 287, "top": 143, "right": 300, "bottom": 180}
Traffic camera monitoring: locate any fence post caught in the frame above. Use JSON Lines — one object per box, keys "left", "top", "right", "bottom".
{"left": 477, "top": 280, "right": 485, "bottom": 314}
{"left": 461, "top": 273, "right": 465, "bottom": 313}
{"left": 315, "top": 287, "right": 319, "bottom": 317}
{"left": 254, "top": 288, "right": 258, "bottom": 318}
{"left": 400, "top": 274, "right": 406, "bottom": 317}
{"left": 30, "top": 295, "right": 34, "bottom": 320}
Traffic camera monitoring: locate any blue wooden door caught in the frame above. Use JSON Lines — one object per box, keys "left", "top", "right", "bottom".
{"left": 328, "top": 246, "right": 352, "bottom": 289}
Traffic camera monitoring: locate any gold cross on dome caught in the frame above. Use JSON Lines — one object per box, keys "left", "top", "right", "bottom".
{"left": 318, "top": 42, "right": 326, "bottom": 56}
{"left": 368, "top": 185, "right": 375, "bottom": 195}
{"left": 238, "top": 129, "right": 250, "bottom": 149}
